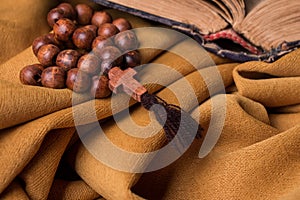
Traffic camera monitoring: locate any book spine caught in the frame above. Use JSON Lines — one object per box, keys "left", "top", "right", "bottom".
{"left": 203, "top": 29, "right": 261, "bottom": 55}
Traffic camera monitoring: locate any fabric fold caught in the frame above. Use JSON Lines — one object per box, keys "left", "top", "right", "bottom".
{"left": 67, "top": 62, "right": 236, "bottom": 199}
{"left": 0, "top": 0, "right": 299, "bottom": 199}
{"left": 233, "top": 49, "right": 300, "bottom": 107}
{"left": 132, "top": 95, "right": 299, "bottom": 200}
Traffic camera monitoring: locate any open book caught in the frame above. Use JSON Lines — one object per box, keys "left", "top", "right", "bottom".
{"left": 93, "top": 0, "right": 300, "bottom": 62}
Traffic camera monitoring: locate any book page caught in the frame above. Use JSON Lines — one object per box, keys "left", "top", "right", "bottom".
{"left": 236, "top": 0, "right": 300, "bottom": 50}
{"left": 244, "top": 0, "right": 265, "bottom": 14}
{"left": 221, "top": 0, "right": 245, "bottom": 27}
{"left": 102, "top": 0, "right": 229, "bottom": 34}
{"left": 210, "top": 0, "right": 234, "bottom": 24}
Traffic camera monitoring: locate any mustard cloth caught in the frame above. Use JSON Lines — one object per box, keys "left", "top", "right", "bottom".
{"left": 0, "top": 0, "right": 299, "bottom": 199}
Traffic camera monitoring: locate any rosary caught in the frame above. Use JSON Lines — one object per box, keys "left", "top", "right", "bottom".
{"left": 19, "top": 2, "right": 202, "bottom": 148}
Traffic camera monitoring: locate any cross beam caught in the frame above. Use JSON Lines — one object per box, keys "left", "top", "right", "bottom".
{"left": 108, "top": 67, "right": 147, "bottom": 102}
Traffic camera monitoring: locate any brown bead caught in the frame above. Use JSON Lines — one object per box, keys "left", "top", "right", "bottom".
{"left": 99, "top": 46, "right": 123, "bottom": 66}
{"left": 45, "top": 33, "right": 65, "bottom": 50}
{"left": 19, "top": 64, "right": 44, "bottom": 86}
{"left": 56, "top": 49, "right": 80, "bottom": 71}
{"left": 92, "top": 36, "right": 113, "bottom": 55}
{"left": 37, "top": 44, "right": 60, "bottom": 66}
{"left": 124, "top": 50, "right": 141, "bottom": 68}
{"left": 72, "top": 26, "right": 96, "bottom": 50}
{"left": 75, "top": 4, "right": 93, "bottom": 25}
{"left": 100, "top": 60, "right": 114, "bottom": 75}
{"left": 41, "top": 66, "right": 66, "bottom": 89}
{"left": 47, "top": 8, "right": 65, "bottom": 28}
{"left": 91, "top": 11, "right": 112, "bottom": 27}
{"left": 84, "top": 25, "right": 98, "bottom": 36}
{"left": 53, "top": 18, "right": 76, "bottom": 41}
{"left": 57, "top": 3, "right": 76, "bottom": 20}
{"left": 90, "top": 75, "right": 112, "bottom": 98}
{"left": 112, "top": 18, "right": 132, "bottom": 32}
{"left": 45, "top": 33, "right": 57, "bottom": 44}
{"left": 77, "top": 53, "right": 101, "bottom": 75}
{"left": 114, "top": 30, "right": 139, "bottom": 51}
{"left": 32, "top": 35, "right": 52, "bottom": 56}
{"left": 47, "top": 32, "right": 74, "bottom": 50}
{"left": 97, "top": 23, "right": 119, "bottom": 39}
{"left": 66, "top": 68, "right": 91, "bottom": 93}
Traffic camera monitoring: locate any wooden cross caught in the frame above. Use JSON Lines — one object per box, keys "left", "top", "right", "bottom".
{"left": 108, "top": 67, "right": 147, "bottom": 102}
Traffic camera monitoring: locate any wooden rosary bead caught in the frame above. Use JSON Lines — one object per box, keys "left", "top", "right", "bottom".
{"left": 114, "top": 30, "right": 139, "bottom": 51}
{"left": 72, "top": 26, "right": 96, "bottom": 50}
{"left": 85, "top": 25, "right": 98, "bottom": 35}
{"left": 97, "top": 23, "right": 119, "bottom": 39}
{"left": 99, "top": 46, "right": 123, "bottom": 66}
{"left": 45, "top": 33, "right": 56, "bottom": 43}
{"left": 91, "top": 11, "right": 112, "bottom": 27}
{"left": 100, "top": 59, "right": 114, "bottom": 75}
{"left": 45, "top": 33, "right": 65, "bottom": 50}
{"left": 37, "top": 44, "right": 60, "bottom": 66}
{"left": 75, "top": 4, "right": 93, "bottom": 25}
{"left": 77, "top": 53, "right": 101, "bottom": 75}
{"left": 90, "top": 75, "right": 112, "bottom": 98}
{"left": 19, "top": 64, "right": 44, "bottom": 86}
{"left": 32, "top": 35, "right": 53, "bottom": 56}
{"left": 66, "top": 68, "right": 91, "bottom": 93}
{"left": 47, "top": 32, "right": 75, "bottom": 50}
{"left": 47, "top": 8, "right": 65, "bottom": 28}
{"left": 92, "top": 36, "right": 114, "bottom": 55}
{"left": 53, "top": 18, "right": 76, "bottom": 41}
{"left": 41, "top": 66, "right": 66, "bottom": 89}
{"left": 124, "top": 50, "right": 141, "bottom": 68}
{"left": 57, "top": 3, "right": 76, "bottom": 20}
{"left": 45, "top": 33, "right": 57, "bottom": 44}
{"left": 56, "top": 49, "right": 80, "bottom": 71}
{"left": 112, "top": 18, "right": 132, "bottom": 32}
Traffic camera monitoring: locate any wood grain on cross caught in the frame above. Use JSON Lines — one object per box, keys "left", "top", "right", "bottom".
{"left": 108, "top": 67, "right": 147, "bottom": 102}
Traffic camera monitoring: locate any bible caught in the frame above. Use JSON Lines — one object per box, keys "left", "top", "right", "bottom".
{"left": 93, "top": 0, "right": 300, "bottom": 62}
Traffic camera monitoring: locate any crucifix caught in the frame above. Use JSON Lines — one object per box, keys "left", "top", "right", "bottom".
{"left": 108, "top": 67, "right": 147, "bottom": 102}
